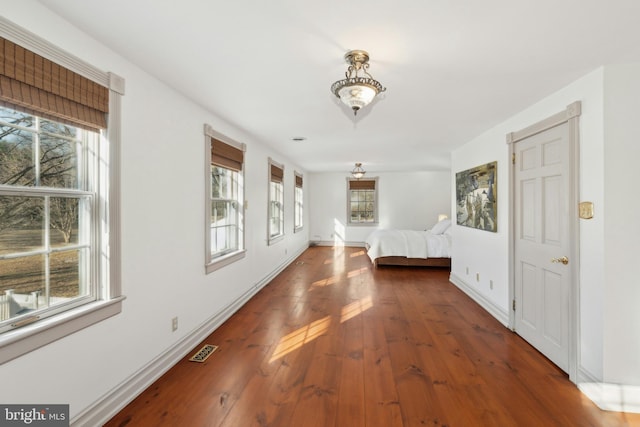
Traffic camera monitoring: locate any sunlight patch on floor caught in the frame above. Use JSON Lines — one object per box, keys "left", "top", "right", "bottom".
{"left": 350, "top": 250, "right": 366, "bottom": 258}
{"left": 340, "top": 295, "right": 373, "bottom": 323}
{"left": 347, "top": 267, "right": 368, "bottom": 278}
{"left": 330, "top": 246, "right": 346, "bottom": 274}
{"left": 269, "top": 315, "right": 332, "bottom": 363}
{"left": 269, "top": 295, "right": 375, "bottom": 362}
{"left": 309, "top": 275, "right": 339, "bottom": 291}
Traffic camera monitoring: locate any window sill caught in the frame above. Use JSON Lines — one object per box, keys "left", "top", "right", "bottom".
{"left": 268, "top": 234, "right": 284, "bottom": 246}
{"left": 347, "top": 222, "right": 379, "bottom": 227}
{"left": 206, "top": 249, "right": 246, "bottom": 274}
{"left": 0, "top": 296, "right": 125, "bottom": 365}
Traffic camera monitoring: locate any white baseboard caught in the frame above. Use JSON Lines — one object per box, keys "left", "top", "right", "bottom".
{"left": 578, "top": 382, "right": 640, "bottom": 414}
{"left": 578, "top": 361, "right": 640, "bottom": 413}
{"left": 71, "top": 245, "right": 308, "bottom": 427}
{"left": 310, "top": 240, "right": 365, "bottom": 247}
{"left": 448, "top": 272, "right": 509, "bottom": 327}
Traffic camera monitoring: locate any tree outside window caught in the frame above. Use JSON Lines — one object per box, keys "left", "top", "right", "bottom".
{"left": 0, "top": 107, "right": 93, "bottom": 329}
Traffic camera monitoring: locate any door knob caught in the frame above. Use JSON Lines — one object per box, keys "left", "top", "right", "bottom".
{"left": 551, "top": 256, "right": 569, "bottom": 265}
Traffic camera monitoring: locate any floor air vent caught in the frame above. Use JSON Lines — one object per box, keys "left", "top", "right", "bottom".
{"left": 189, "top": 344, "right": 218, "bottom": 363}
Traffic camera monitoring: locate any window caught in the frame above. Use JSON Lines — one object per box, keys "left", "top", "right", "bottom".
{"left": 0, "top": 27, "right": 124, "bottom": 364}
{"left": 268, "top": 158, "right": 284, "bottom": 244}
{"left": 293, "top": 171, "right": 303, "bottom": 232}
{"left": 0, "top": 108, "right": 95, "bottom": 330}
{"left": 205, "top": 125, "right": 245, "bottom": 273}
{"left": 347, "top": 177, "right": 378, "bottom": 224}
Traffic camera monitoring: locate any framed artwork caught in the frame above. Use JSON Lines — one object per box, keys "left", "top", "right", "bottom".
{"left": 455, "top": 161, "right": 497, "bottom": 232}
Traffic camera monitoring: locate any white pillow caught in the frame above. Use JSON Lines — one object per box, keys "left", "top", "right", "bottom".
{"left": 430, "top": 218, "right": 451, "bottom": 235}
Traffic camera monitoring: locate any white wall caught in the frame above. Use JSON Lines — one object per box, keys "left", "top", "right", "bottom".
{"left": 0, "top": 1, "right": 309, "bottom": 420}
{"left": 602, "top": 63, "right": 640, "bottom": 385}
{"left": 308, "top": 171, "right": 451, "bottom": 245}
{"left": 452, "top": 64, "right": 640, "bottom": 392}
{"left": 451, "top": 69, "right": 606, "bottom": 376}
{"left": 449, "top": 138, "right": 510, "bottom": 317}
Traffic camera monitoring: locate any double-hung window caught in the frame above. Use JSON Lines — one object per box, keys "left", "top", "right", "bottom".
{"left": 268, "top": 158, "right": 284, "bottom": 244}
{"left": 347, "top": 177, "right": 378, "bottom": 224}
{"left": 0, "top": 108, "right": 94, "bottom": 324}
{"left": 293, "top": 171, "right": 303, "bottom": 232}
{"left": 205, "top": 125, "right": 245, "bottom": 273}
{"left": 0, "top": 27, "right": 124, "bottom": 364}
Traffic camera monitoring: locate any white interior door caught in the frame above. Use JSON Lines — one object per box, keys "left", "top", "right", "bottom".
{"left": 514, "top": 122, "right": 571, "bottom": 373}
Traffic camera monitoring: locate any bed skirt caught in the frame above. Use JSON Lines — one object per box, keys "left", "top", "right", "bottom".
{"left": 373, "top": 256, "right": 451, "bottom": 269}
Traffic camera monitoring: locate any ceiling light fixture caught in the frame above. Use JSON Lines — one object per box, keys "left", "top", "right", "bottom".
{"left": 351, "top": 163, "right": 366, "bottom": 179}
{"left": 331, "top": 50, "right": 386, "bottom": 116}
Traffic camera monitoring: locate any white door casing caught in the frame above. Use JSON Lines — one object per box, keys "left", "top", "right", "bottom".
{"left": 507, "top": 102, "right": 581, "bottom": 382}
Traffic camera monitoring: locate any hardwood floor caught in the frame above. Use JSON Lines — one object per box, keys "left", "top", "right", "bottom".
{"left": 106, "top": 246, "right": 640, "bottom": 427}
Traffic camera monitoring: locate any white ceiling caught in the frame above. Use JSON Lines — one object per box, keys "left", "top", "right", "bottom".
{"left": 37, "top": 0, "right": 640, "bottom": 173}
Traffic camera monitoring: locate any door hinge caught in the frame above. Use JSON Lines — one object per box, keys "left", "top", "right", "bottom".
{"left": 512, "top": 153, "right": 516, "bottom": 165}
{"left": 512, "top": 299, "right": 516, "bottom": 311}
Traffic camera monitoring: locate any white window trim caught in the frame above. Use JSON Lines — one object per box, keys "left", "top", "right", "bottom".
{"left": 293, "top": 171, "right": 303, "bottom": 233}
{"left": 267, "top": 157, "right": 285, "bottom": 245}
{"left": 346, "top": 176, "right": 379, "bottom": 226}
{"left": 204, "top": 125, "right": 246, "bottom": 273}
{"left": 0, "top": 17, "right": 125, "bottom": 365}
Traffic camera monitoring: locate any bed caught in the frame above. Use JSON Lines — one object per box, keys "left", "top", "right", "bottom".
{"left": 364, "top": 219, "right": 452, "bottom": 268}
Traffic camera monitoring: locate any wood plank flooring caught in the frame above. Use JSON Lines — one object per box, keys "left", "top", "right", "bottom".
{"left": 106, "top": 246, "right": 640, "bottom": 427}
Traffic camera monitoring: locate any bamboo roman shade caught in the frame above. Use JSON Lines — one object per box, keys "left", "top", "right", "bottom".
{"left": 270, "top": 163, "right": 284, "bottom": 183}
{"left": 0, "top": 37, "right": 109, "bottom": 131}
{"left": 295, "top": 173, "right": 303, "bottom": 188}
{"left": 349, "top": 179, "right": 375, "bottom": 190}
{"left": 211, "top": 138, "right": 244, "bottom": 172}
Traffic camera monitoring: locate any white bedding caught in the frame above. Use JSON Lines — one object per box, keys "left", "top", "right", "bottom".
{"left": 365, "top": 229, "right": 451, "bottom": 262}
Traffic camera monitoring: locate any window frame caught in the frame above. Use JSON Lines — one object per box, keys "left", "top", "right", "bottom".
{"left": 204, "top": 125, "right": 246, "bottom": 273}
{"left": 0, "top": 115, "right": 96, "bottom": 333}
{"left": 210, "top": 166, "right": 240, "bottom": 256}
{"left": 293, "top": 171, "right": 303, "bottom": 233}
{"left": 346, "top": 177, "right": 379, "bottom": 225}
{"left": 0, "top": 18, "right": 125, "bottom": 365}
{"left": 267, "top": 158, "right": 284, "bottom": 245}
